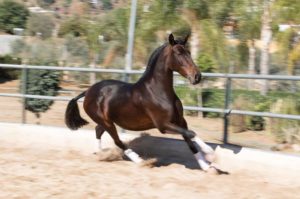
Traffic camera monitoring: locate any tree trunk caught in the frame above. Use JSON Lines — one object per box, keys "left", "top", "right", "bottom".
{"left": 102, "top": 46, "right": 117, "bottom": 67}
{"left": 35, "top": 112, "right": 40, "bottom": 125}
{"left": 89, "top": 53, "right": 98, "bottom": 85}
{"left": 181, "top": 9, "right": 202, "bottom": 116}
{"left": 259, "top": 0, "right": 272, "bottom": 95}
{"left": 197, "top": 86, "right": 203, "bottom": 118}
{"left": 181, "top": 9, "right": 200, "bottom": 60}
{"left": 248, "top": 39, "right": 256, "bottom": 89}
{"left": 190, "top": 26, "right": 200, "bottom": 60}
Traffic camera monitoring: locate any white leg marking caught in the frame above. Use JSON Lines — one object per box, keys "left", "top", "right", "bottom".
{"left": 97, "top": 139, "right": 102, "bottom": 151}
{"left": 194, "top": 152, "right": 210, "bottom": 171}
{"left": 192, "top": 136, "right": 214, "bottom": 154}
{"left": 124, "top": 149, "right": 143, "bottom": 163}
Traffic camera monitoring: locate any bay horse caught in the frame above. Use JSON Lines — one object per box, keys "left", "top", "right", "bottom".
{"left": 65, "top": 34, "right": 216, "bottom": 171}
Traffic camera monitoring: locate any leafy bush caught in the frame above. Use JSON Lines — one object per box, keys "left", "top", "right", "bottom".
{"left": 0, "top": 55, "right": 21, "bottom": 81}
{"left": 58, "top": 16, "right": 88, "bottom": 37}
{"left": 11, "top": 38, "right": 63, "bottom": 66}
{"left": 175, "top": 86, "right": 200, "bottom": 116}
{"left": 10, "top": 39, "right": 63, "bottom": 120}
{"left": 23, "top": 43, "right": 61, "bottom": 120}
{"left": 64, "top": 34, "right": 90, "bottom": 84}
{"left": 269, "top": 98, "right": 300, "bottom": 144}
{"left": 65, "top": 35, "right": 89, "bottom": 59}
{"left": 230, "top": 96, "right": 251, "bottom": 133}
{"left": 11, "top": 39, "right": 28, "bottom": 56}
{"left": 37, "top": 0, "right": 56, "bottom": 8}
{"left": 0, "top": 0, "right": 29, "bottom": 33}
{"left": 26, "top": 13, "right": 55, "bottom": 39}
{"left": 101, "top": 0, "right": 112, "bottom": 10}
{"left": 176, "top": 86, "right": 300, "bottom": 131}
{"left": 196, "top": 53, "right": 216, "bottom": 73}
{"left": 24, "top": 69, "right": 61, "bottom": 119}
{"left": 201, "top": 88, "right": 224, "bottom": 117}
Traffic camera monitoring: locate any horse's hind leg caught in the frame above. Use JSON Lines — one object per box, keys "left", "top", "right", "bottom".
{"left": 103, "top": 122, "right": 143, "bottom": 163}
{"left": 95, "top": 125, "right": 105, "bottom": 151}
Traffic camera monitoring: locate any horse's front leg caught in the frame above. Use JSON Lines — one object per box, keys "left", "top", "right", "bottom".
{"left": 173, "top": 98, "right": 215, "bottom": 162}
{"left": 161, "top": 123, "right": 215, "bottom": 171}
{"left": 175, "top": 118, "right": 216, "bottom": 163}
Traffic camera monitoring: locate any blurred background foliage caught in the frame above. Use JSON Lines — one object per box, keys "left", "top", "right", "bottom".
{"left": 0, "top": 0, "right": 298, "bottom": 75}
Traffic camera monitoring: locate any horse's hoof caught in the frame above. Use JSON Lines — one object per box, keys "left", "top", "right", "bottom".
{"left": 139, "top": 158, "right": 157, "bottom": 168}
{"left": 187, "top": 131, "right": 196, "bottom": 139}
{"left": 205, "top": 152, "right": 216, "bottom": 163}
{"left": 206, "top": 165, "right": 230, "bottom": 175}
{"left": 206, "top": 166, "right": 219, "bottom": 175}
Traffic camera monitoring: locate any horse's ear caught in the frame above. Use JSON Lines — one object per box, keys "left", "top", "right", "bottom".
{"left": 169, "top": 34, "right": 176, "bottom": 46}
{"left": 183, "top": 34, "right": 190, "bottom": 45}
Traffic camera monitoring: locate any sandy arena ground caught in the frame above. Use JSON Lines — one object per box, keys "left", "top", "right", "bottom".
{"left": 1, "top": 123, "right": 300, "bottom": 199}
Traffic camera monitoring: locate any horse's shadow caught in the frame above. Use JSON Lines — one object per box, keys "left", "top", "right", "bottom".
{"left": 127, "top": 134, "right": 241, "bottom": 171}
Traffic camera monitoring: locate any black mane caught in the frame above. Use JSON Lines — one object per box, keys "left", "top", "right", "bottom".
{"left": 138, "top": 38, "right": 186, "bottom": 82}
{"left": 137, "top": 43, "right": 168, "bottom": 81}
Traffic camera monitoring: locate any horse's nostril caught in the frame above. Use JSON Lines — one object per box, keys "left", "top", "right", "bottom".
{"left": 195, "top": 73, "right": 201, "bottom": 83}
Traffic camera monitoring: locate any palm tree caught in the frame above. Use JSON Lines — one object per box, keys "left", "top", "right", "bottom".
{"left": 259, "top": 0, "right": 272, "bottom": 95}
{"left": 273, "top": 0, "right": 300, "bottom": 75}
{"left": 233, "top": 0, "right": 261, "bottom": 76}
{"left": 91, "top": 7, "right": 129, "bottom": 68}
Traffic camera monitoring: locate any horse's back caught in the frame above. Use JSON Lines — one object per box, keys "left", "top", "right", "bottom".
{"left": 85, "top": 79, "right": 129, "bottom": 98}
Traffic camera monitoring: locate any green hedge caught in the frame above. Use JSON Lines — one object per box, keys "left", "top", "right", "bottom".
{"left": 0, "top": 55, "right": 21, "bottom": 81}
{"left": 175, "top": 86, "right": 300, "bottom": 130}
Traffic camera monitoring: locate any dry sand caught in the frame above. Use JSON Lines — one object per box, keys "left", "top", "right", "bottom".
{"left": 1, "top": 123, "right": 300, "bottom": 199}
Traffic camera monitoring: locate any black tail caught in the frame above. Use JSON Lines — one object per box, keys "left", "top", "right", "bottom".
{"left": 65, "top": 92, "right": 89, "bottom": 130}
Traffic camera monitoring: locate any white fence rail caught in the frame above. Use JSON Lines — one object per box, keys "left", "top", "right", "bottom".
{"left": 1, "top": 63, "right": 300, "bottom": 143}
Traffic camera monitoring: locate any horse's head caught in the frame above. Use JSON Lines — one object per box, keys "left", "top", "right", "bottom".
{"left": 167, "top": 34, "right": 201, "bottom": 85}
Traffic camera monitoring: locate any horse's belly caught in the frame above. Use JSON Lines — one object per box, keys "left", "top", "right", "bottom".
{"left": 112, "top": 110, "right": 155, "bottom": 131}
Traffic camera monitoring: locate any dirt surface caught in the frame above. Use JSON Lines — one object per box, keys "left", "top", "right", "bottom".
{"left": 1, "top": 124, "right": 300, "bottom": 199}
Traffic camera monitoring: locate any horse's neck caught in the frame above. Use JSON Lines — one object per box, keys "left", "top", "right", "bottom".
{"left": 137, "top": 56, "right": 174, "bottom": 94}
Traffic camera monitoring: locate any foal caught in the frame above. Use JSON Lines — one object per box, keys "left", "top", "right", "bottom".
{"left": 65, "top": 34, "right": 215, "bottom": 171}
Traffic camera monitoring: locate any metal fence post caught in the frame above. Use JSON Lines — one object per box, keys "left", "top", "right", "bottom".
{"left": 223, "top": 77, "right": 232, "bottom": 144}
{"left": 124, "top": 0, "right": 137, "bottom": 83}
{"left": 21, "top": 64, "right": 28, "bottom": 124}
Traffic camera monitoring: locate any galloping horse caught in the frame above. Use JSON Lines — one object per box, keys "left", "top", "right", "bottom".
{"left": 65, "top": 34, "right": 216, "bottom": 171}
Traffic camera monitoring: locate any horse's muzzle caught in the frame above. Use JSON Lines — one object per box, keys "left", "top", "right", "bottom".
{"left": 189, "top": 72, "right": 202, "bottom": 85}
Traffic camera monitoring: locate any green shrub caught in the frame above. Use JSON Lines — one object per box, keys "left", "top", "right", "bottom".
{"left": 230, "top": 96, "right": 251, "bottom": 133}
{"left": 196, "top": 53, "right": 216, "bottom": 73}
{"left": 177, "top": 87, "right": 300, "bottom": 131}
{"left": 246, "top": 116, "right": 265, "bottom": 131}
{"left": 175, "top": 86, "right": 199, "bottom": 116}
{"left": 58, "top": 16, "right": 88, "bottom": 37}
{"left": 24, "top": 69, "right": 61, "bottom": 119}
{"left": 201, "top": 88, "right": 224, "bottom": 117}
{"left": 0, "top": 0, "right": 29, "bottom": 33}
{"left": 37, "top": 0, "right": 56, "bottom": 8}
{"left": 269, "top": 98, "right": 300, "bottom": 144}
{"left": 0, "top": 55, "right": 21, "bottom": 81}
{"left": 26, "top": 13, "right": 55, "bottom": 39}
